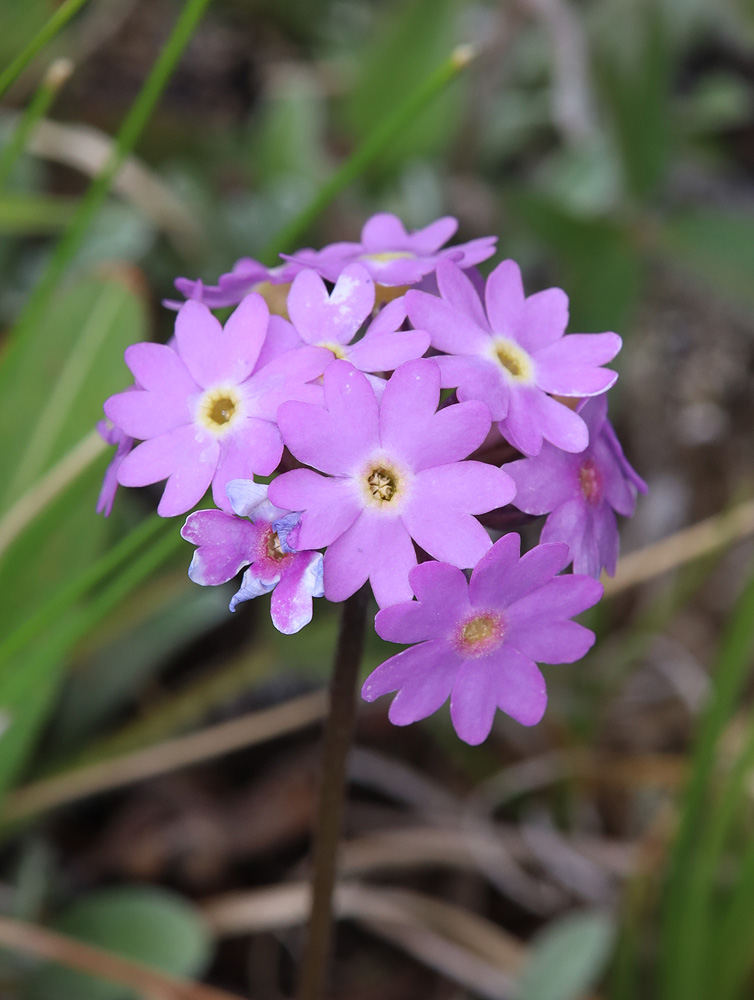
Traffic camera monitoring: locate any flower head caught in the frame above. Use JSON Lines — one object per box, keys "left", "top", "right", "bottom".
{"left": 269, "top": 358, "right": 515, "bottom": 608}
{"left": 181, "top": 480, "right": 323, "bottom": 634}
{"left": 506, "top": 395, "right": 648, "bottom": 577}
{"left": 362, "top": 533, "right": 602, "bottom": 744}
{"left": 406, "top": 259, "right": 622, "bottom": 456}
{"left": 104, "top": 295, "right": 329, "bottom": 516}
{"left": 286, "top": 213, "right": 497, "bottom": 291}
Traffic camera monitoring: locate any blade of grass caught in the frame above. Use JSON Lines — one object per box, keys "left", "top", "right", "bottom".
{"left": 0, "top": 524, "right": 182, "bottom": 799}
{"left": 0, "top": 58, "right": 73, "bottom": 187}
{"left": 0, "top": 0, "right": 212, "bottom": 424}
{"left": 0, "top": 514, "right": 169, "bottom": 669}
{"left": 0, "top": 0, "right": 89, "bottom": 100}
{"left": 660, "top": 559, "right": 754, "bottom": 1000}
{"left": 706, "top": 825, "right": 754, "bottom": 1000}
{"left": 259, "top": 43, "right": 476, "bottom": 262}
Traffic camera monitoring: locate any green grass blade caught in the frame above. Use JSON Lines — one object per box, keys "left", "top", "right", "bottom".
{"left": 0, "top": 57, "right": 73, "bottom": 187}
{"left": 260, "top": 43, "right": 476, "bottom": 261}
{"left": 0, "top": 0, "right": 89, "bottom": 101}
{"left": 660, "top": 559, "right": 754, "bottom": 1000}
{"left": 0, "top": 0, "right": 213, "bottom": 407}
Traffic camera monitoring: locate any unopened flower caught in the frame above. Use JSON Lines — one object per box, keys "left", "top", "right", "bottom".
{"left": 362, "top": 533, "right": 602, "bottom": 744}
{"left": 506, "top": 395, "right": 648, "bottom": 577}
{"left": 283, "top": 264, "right": 430, "bottom": 372}
{"left": 287, "top": 213, "right": 497, "bottom": 291}
{"left": 182, "top": 481, "right": 323, "bottom": 633}
{"left": 269, "top": 359, "right": 514, "bottom": 608}
{"left": 406, "top": 259, "right": 621, "bottom": 456}
{"left": 104, "top": 295, "right": 329, "bottom": 516}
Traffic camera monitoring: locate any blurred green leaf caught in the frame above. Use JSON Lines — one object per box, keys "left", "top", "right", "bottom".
{"left": 660, "top": 208, "right": 754, "bottom": 308}
{"left": 593, "top": 0, "right": 673, "bottom": 199}
{"left": 26, "top": 886, "right": 212, "bottom": 1000}
{"left": 340, "top": 0, "right": 465, "bottom": 177}
{"left": 518, "top": 910, "right": 615, "bottom": 1000}
{"left": 0, "top": 194, "right": 77, "bottom": 234}
{"left": 509, "top": 192, "right": 642, "bottom": 333}
{"left": 0, "top": 270, "right": 147, "bottom": 506}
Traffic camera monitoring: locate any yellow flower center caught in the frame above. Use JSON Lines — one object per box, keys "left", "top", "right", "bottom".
{"left": 455, "top": 612, "right": 505, "bottom": 657}
{"left": 317, "top": 341, "right": 347, "bottom": 360}
{"left": 197, "top": 386, "right": 243, "bottom": 435}
{"left": 252, "top": 280, "right": 291, "bottom": 319}
{"left": 360, "top": 251, "right": 414, "bottom": 263}
{"left": 367, "top": 466, "right": 398, "bottom": 502}
{"left": 266, "top": 528, "right": 287, "bottom": 561}
{"left": 491, "top": 337, "right": 534, "bottom": 383}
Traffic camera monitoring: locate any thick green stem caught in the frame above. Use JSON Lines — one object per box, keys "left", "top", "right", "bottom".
{"left": 297, "top": 588, "right": 369, "bottom": 1000}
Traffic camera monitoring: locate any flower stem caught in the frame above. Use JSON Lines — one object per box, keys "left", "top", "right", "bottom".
{"left": 298, "top": 587, "right": 369, "bottom": 1000}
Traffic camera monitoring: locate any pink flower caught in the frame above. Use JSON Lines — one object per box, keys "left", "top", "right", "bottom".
{"left": 406, "top": 259, "right": 622, "bottom": 456}
{"left": 281, "top": 264, "right": 430, "bottom": 373}
{"left": 268, "top": 359, "right": 515, "bottom": 608}
{"left": 104, "top": 295, "right": 329, "bottom": 517}
{"left": 170, "top": 258, "right": 302, "bottom": 311}
{"left": 181, "top": 481, "right": 323, "bottom": 634}
{"left": 363, "top": 534, "right": 602, "bottom": 744}
{"left": 506, "top": 395, "right": 648, "bottom": 577}
{"left": 286, "top": 213, "right": 497, "bottom": 288}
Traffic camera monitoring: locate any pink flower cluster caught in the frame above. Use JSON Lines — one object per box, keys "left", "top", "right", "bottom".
{"left": 99, "top": 213, "right": 646, "bottom": 744}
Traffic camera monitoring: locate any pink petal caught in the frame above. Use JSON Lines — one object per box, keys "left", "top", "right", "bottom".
{"left": 505, "top": 448, "right": 578, "bottom": 514}
{"left": 269, "top": 470, "right": 361, "bottom": 548}
{"left": 288, "top": 264, "right": 374, "bottom": 345}
{"left": 405, "top": 290, "right": 490, "bottom": 355}
{"left": 124, "top": 342, "right": 196, "bottom": 396}
{"left": 361, "top": 213, "right": 410, "bottom": 250}
{"left": 175, "top": 297, "right": 268, "bottom": 388}
{"left": 507, "top": 574, "right": 603, "bottom": 627}
{"left": 506, "top": 619, "right": 596, "bottom": 664}
{"left": 255, "top": 316, "right": 305, "bottom": 369}
{"left": 347, "top": 330, "right": 430, "bottom": 373}
{"left": 469, "top": 537, "right": 570, "bottom": 610}
{"left": 435, "top": 355, "right": 510, "bottom": 421}
{"left": 212, "top": 422, "right": 281, "bottom": 509}
{"left": 104, "top": 389, "right": 190, "bottom": 440}
{"left": 449, "top": 658, "right": 500, "bottom": 745}
{"left": 493, "top": 647, "right": 548, "bottom": 726}
{"left": 435, "top": 258, "right": 489, "bottom": 331}
{"left": 361, "top": 640, "right": 461, "bottom": 726}
{"left": 271, "top": 552, "right": 323, "bottom": 634}
{"left": 409, "top": 216, "right": 458, "bottom": 253}
{"left": 518, "top": 287, "right": 569, "bottom": 353}
{"left": 368, "top": 516, "right": 417, "bottom": 609}
{"left": 402, "top": 496, "right": 493, "bottom": 568}
{"left": 413, "top": 461, "right": 515, "bottom": 514}
{"left": 181, "top": 509, "right": 259, "bottom": 585}
{"left": 484, "top": 260, "right": 525, "bottom": 340}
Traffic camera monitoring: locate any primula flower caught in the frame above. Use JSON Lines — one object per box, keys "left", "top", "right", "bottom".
{"left": 269, "top": 358, "right": 515, "bottom": 609}
{"left": 171, "top": 258, "right": 302, "bottom": 314}
{"left": 506, "top": 395, "right": 648, "bottom": 577}
{"left": 287, "top": 213, "right": 497, "bottom": 291}
{"left": 104, "top": 295, "right": 329, "bottom": 517}
{"left": 362, "top": 533, "right": 602, "bottom": 744}
{"left": 181, "top": 481, "right": 323, "bottom": 634}
{"left": 282, "top": 264, "right": 430, "bottom": 373}
{"left": 406, "top": 259, "right": 621, "bottom": 456}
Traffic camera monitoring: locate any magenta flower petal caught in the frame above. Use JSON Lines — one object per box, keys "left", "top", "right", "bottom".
{"left": 470, "top": 538, "right": 569, "bottom": 611}
{"left": 435, "top": 257, "right": 489, "bottom": 330}
{"left": 117, "top": 424, "right": 218, "bottom": 515}
{"left": 324, "top": 513, "right": 416, "bottom": 607}
{"left": 506, "top": 448, "right": 575, "bottom": 514}
{"left": 104, "top": 389, "right": 189, "bottom": 440}
{"left": 540, "top": 497, "right": 589, "bottom": 566}
{"left": 362, "top": 640, "right": 461, "bottom": 725}
{"left": 413, "top": 461, "right": 515, "bottom": 514}
{"left": 175, "top": 296, "right": 268, "bottom": 388}
{"left": 402, "top": 496, "right": 493, "bottom": 568}
{"left": 449, "top": 658, "right": 502, "bottom": 745}
{"left": 269, "top": 470, "right": 361, "bottom": 549}
{"left": 518, "top": 288, "right": 570, "bottom": 353}
{"left": 508, "top": 574, "right": 603, "bottom": 627}
{"left": 435, "top": 355, "right": 510, "bottom": 421}
{"left": 212, "top": 423, "right": 281, "bottom": 509}
{"left": 376, "top": 563, "right": 470, "bottom": 643}
{"left": 255, "top": 316, "right": 304, "bottom": 369}
{"left": 181, "top": 509, "right": 260, "bottom": 585}
{"left": 288, "top": 264, "right": 374, "bottom": 345}
{"left": 270, "top": 551, "right": 324, "bottom": 634}
{"left": 405, "top": 290, "right": 489, "bottom": 355}
{"left": 347, "top": 329, "right": 430, "bottom": 373}
{"left": 535, "top": 333, "right": 622, "bottom": 397}
{"left": 484, "top": 259, "right": 526, "bottom": 338}
{"left": 124, "top": 342, "right": 196, "bottom": 396}
{"left": 492, "top": 648, "right": 548, "bottom": 727}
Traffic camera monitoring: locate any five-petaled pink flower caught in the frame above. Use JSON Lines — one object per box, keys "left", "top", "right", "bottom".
{"left": 269, "top": 358, "right": 515, "bottom": 608}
